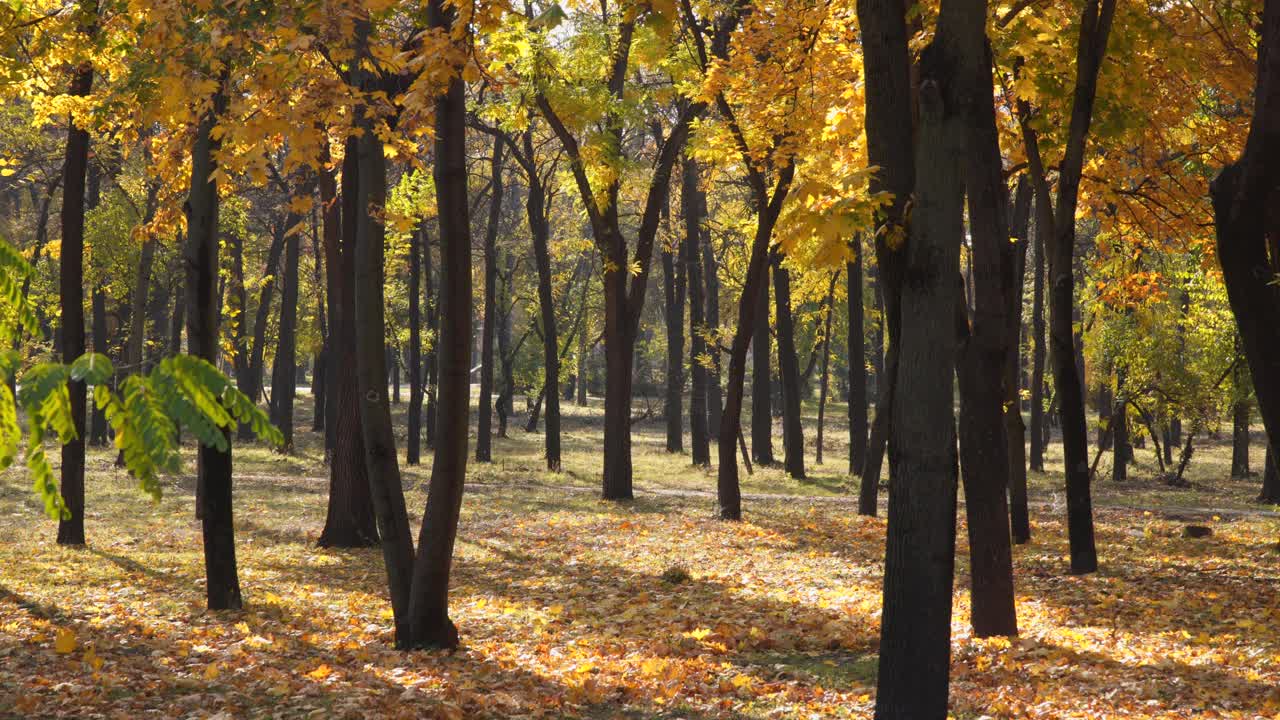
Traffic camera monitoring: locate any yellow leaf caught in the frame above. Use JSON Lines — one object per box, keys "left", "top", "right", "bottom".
{"left": 306, "top": 664, "right": 333, "bottom": 680}
{"left": 54, "top": 628, "right": 77, "bottom": 654}
{"left": 204, "top": 663, "right": 220, "bottom": 680}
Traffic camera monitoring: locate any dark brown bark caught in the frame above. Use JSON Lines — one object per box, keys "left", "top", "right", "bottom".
{"left": 1261, "top": 447, "right": 1280, "bottom": 503}
{"left": 848, "top": 240, "right": 868, "bottom": 475}
{"left": 876, "top": 4, "right": 972, "bottom": 708}
{"left": 271, "top": 206, "right": 302, "bottom": 451}
{"left": 1007, "top": 176, "right": 1032, "bottom": 544}
{"left": 1231, "top": 360, "right": 1251, "bottom": 479}
{"left": 662, "top": 208, "right": 687, "bottom": 454}
{"left": 407, "top": 225, "right": 424, "bottom": 465}
{"left": 1028, "top": 190, "right": 1048, "bottom": 472}
{"left": 476, "top": 139, "right": 504, "bottom": 463}
{"left": 1113, "top": 370, "right": 1129, "bottom": 482}
{"left": 405, "top": 0, "right": 473, "bottom": 648}
{"left": 855, "top": 0, "right": 915, "bottom": 519}
{"left": 186, "top": 70, "right": 241, "bottom": 610}
{"left": 772, "top": 256, "right": 806, "bottom": 479}
{"left": 238, "top": 225, "right": 287, "bottom": 440}
{"left": 348, "top": 20, "right": 417, "bottom": 643}
{"left": 750, "top": 266, "right": 774, "bottom": 466}
{"left": 955, "top": 35, "right": 1017, "bottom": 638}
{"left": 510, "top": 128, "right": 562, "bottom": 469}
{"left": 685, "top": 157, "right": 711, "bottom": 467}
{"left": 317, "top": 146, "right": 378, "bottom": 549}
{"left": 311, "top": 215, "right": 328, "bottom": 434}
{"left": 56, "top": 0, "right": 96, "bottom": 546}
{"left": 424, "top": 231, "right": 439, "bottom": 449}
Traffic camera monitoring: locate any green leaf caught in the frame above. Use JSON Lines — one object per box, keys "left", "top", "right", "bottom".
{"left": 70, "top": 353, "right": 114, "bottom": 385}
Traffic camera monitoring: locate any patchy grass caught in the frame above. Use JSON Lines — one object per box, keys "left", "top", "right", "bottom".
{"left": 2, "top": 391, "right": 1279, "bottom": 718}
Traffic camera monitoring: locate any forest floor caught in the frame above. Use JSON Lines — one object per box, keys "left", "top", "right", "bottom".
{"left": 2, "top": 392, "right": 1279, "bottom": 719}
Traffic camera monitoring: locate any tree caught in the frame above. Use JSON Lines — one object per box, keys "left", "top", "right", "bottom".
{"left": 55, "top": 0, "right": 97, "bottom": 547}
{"left": 772, "top": 254, "right": 806, "bottom": 478}
{"left": 476, "top": 139, "right": 505, "bottom": 463}
{"left": 684, "top": 156, "right": 711, "bottom": 467}
{"left": 1211, "top": 0, "right": 1280, "bottom": 517}
{"left": 847, "top": 236, "right": 867, "bottom": 475}
{"left": 407, "top": 224, "right": 424, "bottom": 466}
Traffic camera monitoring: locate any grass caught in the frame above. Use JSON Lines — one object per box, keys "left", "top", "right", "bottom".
{"left": 1, "top": 389, "right": 1278, "bottom": 718}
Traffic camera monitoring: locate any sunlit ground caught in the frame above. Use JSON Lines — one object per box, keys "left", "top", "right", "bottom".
{"left": 2, "top": 391, "right": 1278, "bottom": 718}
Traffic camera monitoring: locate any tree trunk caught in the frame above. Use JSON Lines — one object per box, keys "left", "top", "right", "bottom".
{"left": 186, "top": 71, "right": 241, "bottom": 610}
{"left": 955, "top": 33, "right": 1017, "bottom": 638}
{"left": 1232, "top": 354, "right": 1251, "bottom": 479}
{"left": 1007, "top": 176, "right": 1032, "bottom": 545}
{"left": 311, "top": 217, "right": 328, "bottom": 435}
{"left": 703, "top": 232, "right": 723, "bottom": 434}
{"left": 1028, "top": 193, "right": 1048, "bottom": 472}
{"left": 89, "top": 283, "right": 109, "bottom": 445}
{"left": 1112, "top": 370, "right": 1128, "bottom": 482}
{"left": 847, "top": 240, "right": 867, "bottom": 475}
{"left": 772, "top": 256, "right": 806, "bottom": 479}
{"left": 497, "top": 250, "right": 515, "bottom": 438}
{"left": 750, "top": 263, "right": 773, "bottom": 465}
{"left": 855, "top": 0, "right": 915, "bottom": 521}
{"left": 718, "top": 169, "right": 794, "bottom": 520}
{"left": 317, "top": 142, "right": 378, "bottom": 549}
{"left": 684, "top": 157, "right": 711, "bottom": 466}
{"left": 522, "top": 130, "right": 561, "bottom": 470}
{"left": 1261, "top": 447, "right": 1280, "bottom": 504}
{"left": 815, "top": 273, "right": 837, "bottom": 465}
{"left": 272, "top": 208, "right": 301, "bottom": 451}
{"left": 405, "top": 2, "right": 472, "bottom": 647}
{"left": 407, "top": 225, "right": 424, "bottom": 465}
{"left": 348, "top": 37, "right": 418, "bottom": 640}
{"left": 476, "top": 139, "right": 504, "bottom": 463}
{"left": 662, "top": 213, "right": 686, "bottom": 454}
{"left": 876, "top": 6, "right": 972, "bottom": 709}
{"left": 239, "top": 226, "right": 287, "bottom": 439}
{"left": 56, "top": 0, "right": 96, "bottom": 546}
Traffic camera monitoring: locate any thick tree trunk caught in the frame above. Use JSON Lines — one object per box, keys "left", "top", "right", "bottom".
{"left": 523, "top": 129, "right": 561, "bottom": 470}
{"left": 405, "top": 4, "right": 473, "bottom": 647}
{"left": 750, "top": 264, "right": 774, "bottom": 465}
{"left": 955, "top": 34, "right": 1017, "bottom": 638}
{"left": 407, "top": 226, "right": 424, "bottom": 465}
{"left": 875, "top": 12, "right": 970, "bottom": 711}
{"left": 186, "top": 71, "right": 241, "bottom": 610}
{"left": 476, "top": 140, "right": 504, "bottom": 463}
{"left": 772, "top": 257, "right": 806, "bottom": 479}
{"left": 855, "top": 0, "right": 914, "bottom": 521}
{"left": 56, "top": 2, "right": 96, "bottom": 546}
{"left": 847, "top": 242, "right": 867, "bottom": 476}
{"left": 662, "top": 218, "right": 686, "bottom": 454}
{"left": 317, "top": 143, "right": 378, "bottom": 549}
{"left": 684, "top": 157, "right": 711, "bottom": 466}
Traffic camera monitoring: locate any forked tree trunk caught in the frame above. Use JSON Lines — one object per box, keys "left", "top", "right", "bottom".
{"left": 186, "top": 70, "right": 241, "bottom": 610}
{"left": 56, "top": 0, "right": 96, "bottom": 546}
{"left": 875, "top": 0, "right": 986, "bottom": 708}
{"left": 404, "top": 0, "right": 473, "bottom": 648}
{"left": 317, "top": 143, "right": 378, "bottom": 549}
